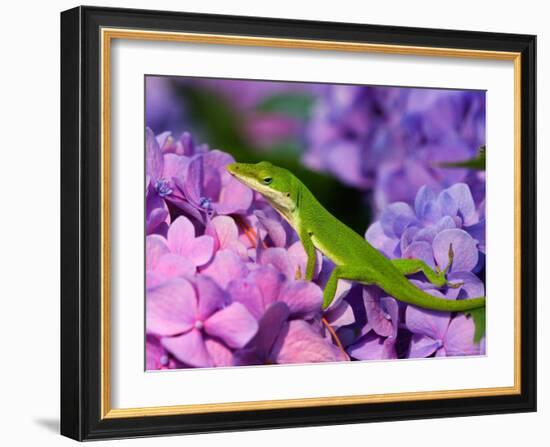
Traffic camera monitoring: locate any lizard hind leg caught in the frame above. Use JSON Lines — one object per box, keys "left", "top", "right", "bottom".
{"left": 391, "top": 258, "right": 449, "bottom": 288}
{"left": 322, "top": 265, "right": 376, "bottom": 309}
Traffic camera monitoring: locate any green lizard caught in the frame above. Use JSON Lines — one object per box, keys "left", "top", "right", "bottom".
{"left": 226, "top": 161, "right": 486, "bottom": 315}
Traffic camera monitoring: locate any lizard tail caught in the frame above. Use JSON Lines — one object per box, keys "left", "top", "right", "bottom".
{"left": 388, "top": 279, "right": 485, "bottom": 312}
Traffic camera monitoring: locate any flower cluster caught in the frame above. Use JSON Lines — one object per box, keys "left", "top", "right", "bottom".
{"left": 145, "top": 126, "right": 485, "bottom": 370}
{"left": 304, "top": 86, "right": 486, "bottom": 211}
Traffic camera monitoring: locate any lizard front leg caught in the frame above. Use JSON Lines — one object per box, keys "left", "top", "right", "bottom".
{"left": 298, "top": 229, "right": 317, "bottom": 281}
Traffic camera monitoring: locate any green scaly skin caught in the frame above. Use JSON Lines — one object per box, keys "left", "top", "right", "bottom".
{"left": 227, "top": 161, "right": 486, "bottom": 312}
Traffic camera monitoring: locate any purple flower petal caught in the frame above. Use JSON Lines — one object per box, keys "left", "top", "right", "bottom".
{"left": 287, "top": 241, "right": 323, "bottom": 279}
{"left": 435, "top": 216, "right": 457, "bottom": 233}
{"left": 400, "top": 225, "right": 419, "bottom": 254}
{"left": 162, "top": 329, "right": 212, "bottom": 368}
{"left": 444, "top": 314, "right": 482, "bottom": 356}
{"left": 380, "top": 202, "right": 417, "bottom": 238}
{"left": 364, "top": 288, "right": 399, "bottom": 338}
{"left": 162, "top": 153, "right": 189, "bottom": 183}
{"left": 325, "top": 141, "right": 370, "bottom": 188}
{"left": 466, "top": 219, "right": 486, "bottom": 253}
{"left": 279, "top": 280, "right": 323, "bottom": 319}
{"left": 365, "top": 222, "right": 399, "bottom": 258}
{"left": 260, "top": 247, "right": 295, "bottom": 280}
{"left": 405, "top": 297, "right": 450, "bottom": 341}
{"left": 433, "top": 228, "right": 478, "bottom": 273}
{"left": 447, "top": 271, "right": 485, "bottom": 299}
{"left": 408, "top": 334, "right": 441, "bottom": 358}
{"left": 204, "top": 302, "right": 258, "bottom": 348}
{"left": 249, "top": 267, "right": 285, "bottom": 309}
{"left": 412, "top": 226, "right": 438, "bottom": 245}
{"left": 213, "top": 178, "right": 253, "bottom": 215}
{"left": 204, "top": 149, "right": 235, "bottom": 172}
{"left": 272, "top": 320, "right": 347, "bottom": 364}
{"left": 402, "top": 241, "right": 434, "bottom": 267}
{"left": 437, "top": 190, "right": 458, "bottom": 217}
{"left": 196, "top": 275, "right": 227, "bottom": 320}
{"left": 255, "top": 210, "right": 287, "bottom": 247}
{"left": 201, "top": 249, "right": 248, "bottom": 290}
{"left": 253, "top": 301, "right": 291, "bottom": 361}
{"left": 146, "top": 278, "right": 197, "bottom": 336}
{"left": 182, "top": 156, "right": 204, "bottom": 205}
{"left": 324, "top": 300, "right": 355, "bottom": 329}
{"left": 415, "top": 186, "right": 441, "bottom": 224}
{"left": 348, "top": 331, "right": 396, "bottom": 360}
{"left": 444, "top": 183, "right": 477, "bottom": 226}
{"left": 227, "top": 277, "right": 264, "bottom": 320}
{"left": 146, "top": 127, "right": 164, "bottom": 181}
{"left": 146, "top": 207, "right": 169, "bottom": 235}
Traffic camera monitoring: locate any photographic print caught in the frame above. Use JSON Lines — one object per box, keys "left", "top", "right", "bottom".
{"left": 145, "top": 76, "right": 487, "bottom": 370}
{"left": 61, "top": 8, "right": 536, "bottom": 439}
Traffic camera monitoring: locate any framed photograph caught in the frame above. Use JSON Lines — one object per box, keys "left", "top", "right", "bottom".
{"left": 60, "top": 6, "right": 536, "bottom": 441}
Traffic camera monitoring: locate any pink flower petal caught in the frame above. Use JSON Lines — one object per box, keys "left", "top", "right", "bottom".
{"left": 196, "top": 275, "right": 227, "bottom": 320}
{"left": 279, "top": 280, "right": 323, "bottom": 319}
{"left": 146, "top": 235, "right": 169, "bottom": 271}
{"left": 162, "top": 153, "right": 189, "bottom": 183}
{"left": 444, "top": 314, "right": 482, "bottom": 356}
{"left": 146, "top": 278, "right": 197, "bottom": 336}
{"left": 187, "top": 235, "right": 215, "bottom": 267}
{"left": 227, "top": 277, "right": 264, "bottom": 320}
{"left": 248, "top": 266, "right": 285, "bottom": 310}
{"left": 205, "top": 336, "right": 234, "bottom": 367}
{"left": 260, "top": 247, "right": 295, "bottom": 280}
{"left": 207, "top": 215, "right": 239, "bottom": 249}
{"left": 201, "top": 249, "right": 248, "bottom": 289}
{"left": 204, "top": 303, "right": 258, "bottom": 348}
{"left": 167, "top": 216, "right": 196, "bottom": 256}
{"left": 288, "top": 241, "right": 323, "bottom": 279}
{"left": 154, "top": 254, "right": 196, "bottom": 280}
{"left": 161, "top": 329, "right": 212, "bottom": 368}
{"left": 272, "top": 320, "right": 347, "bottom": 364}
{"left": 215, "top": 178, "right": 253, "bottom": 215}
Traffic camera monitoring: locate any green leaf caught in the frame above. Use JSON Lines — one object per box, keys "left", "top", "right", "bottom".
{"left": 257, "top": 93, "right": 316, "bottom": 119}
{"left": 466, "top": 307, "right": 486, "bottom": 343}
{"left": 437, "top": 145, "right": 486, "bottom": 170}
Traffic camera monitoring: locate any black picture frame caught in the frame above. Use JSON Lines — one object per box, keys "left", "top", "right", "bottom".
{"left": 61, "top": 5, "right": 537, "bottom": 441}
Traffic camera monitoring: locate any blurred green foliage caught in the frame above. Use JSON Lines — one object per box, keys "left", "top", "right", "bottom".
{"left": 176, "top": 84, "right": 372, "bottom": 234}
{"left": 437, "top": 145, "right": 486, "bottom": 170}
{"left": 256, "top": 92, "right": 316, "bottom": 119}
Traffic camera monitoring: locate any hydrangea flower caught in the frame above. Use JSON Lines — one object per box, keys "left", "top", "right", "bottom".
{"left": 146, "top": 216, "right": 215, "bottom": 288}
{"left": 145, "top": 123, "right": 486, "bottom": 369}
{"left": 365, "top": 183, "right": 485, "bottom": 272}
{"left": 147, "top": 276, "right": 258, "bottom": 367}
{"left": 304, "top": 86, "right": 486, "bottom": 211}
{"left": 356, "top": 183, "right": 486, "bottom": 359}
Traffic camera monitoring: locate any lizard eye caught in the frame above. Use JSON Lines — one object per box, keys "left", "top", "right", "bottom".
{"left": 262, "top": 177, "right": 273, "bottom": 185}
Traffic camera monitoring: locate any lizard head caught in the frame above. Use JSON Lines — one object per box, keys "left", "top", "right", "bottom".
{"left": 227, "top": 161, "right": 296, "bottom": 218}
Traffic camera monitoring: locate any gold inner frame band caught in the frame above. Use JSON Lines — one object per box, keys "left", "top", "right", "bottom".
{"left": 100, "top": 27, "right": 522, "bottom": 419}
